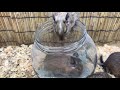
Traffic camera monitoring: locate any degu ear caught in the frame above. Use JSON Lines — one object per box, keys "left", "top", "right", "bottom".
{"left": 65, "top": 13, "right": 70, "bottom": 20}
{"left": 52, "top": 12, "right": 58, "bottom": 21}
{"left": 53, "top": 15, "right": 55, "bottom": 21}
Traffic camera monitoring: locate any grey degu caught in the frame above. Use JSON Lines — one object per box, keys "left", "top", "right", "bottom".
{"left": 100, "top": 52, "right": 120, "bottom": 78}
{"left": 52, "top": 12, "right": 80, "bottom": 40}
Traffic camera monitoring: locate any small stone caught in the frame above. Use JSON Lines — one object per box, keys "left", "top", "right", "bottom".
{"left": 0, "top": 58, "right": 2, "bottom": 66}
{"left": 88, "top": 72, "right": 112, "bottom": 78}
{"left": 4, "top": 60, "right": 9, "bottom": 67}
{"left": 94, "top": 65, "right": 104, "bottom": 73}
{"left": 4, "top": 46, "right": 13, "bottom": 53}
{"left": 0, "top": 48, "right": 4, "bottom": 52}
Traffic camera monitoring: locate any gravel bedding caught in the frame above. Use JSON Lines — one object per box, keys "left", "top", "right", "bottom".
{"left": 0, "top": 42, "right": 120, "bottom": 78}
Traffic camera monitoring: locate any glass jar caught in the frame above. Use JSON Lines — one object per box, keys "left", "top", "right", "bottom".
{"left": 31, "top": 19, "right": 97, "bottom": 78}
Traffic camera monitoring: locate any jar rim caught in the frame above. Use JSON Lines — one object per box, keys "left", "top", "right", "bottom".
{"left": 35, "top": 32, "right": 87, "bottom": 54}
{"left": 34, "top": 20, "right": 87, "bottom": 54}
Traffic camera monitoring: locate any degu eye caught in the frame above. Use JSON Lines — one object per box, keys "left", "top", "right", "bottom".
{"left": 63, "top": 21, "right": 66, "bottom": 23}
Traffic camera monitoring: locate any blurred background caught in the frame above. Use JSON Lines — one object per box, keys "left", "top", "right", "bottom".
{"left": 0, "top": 12, "right": 120, "bottom": 47}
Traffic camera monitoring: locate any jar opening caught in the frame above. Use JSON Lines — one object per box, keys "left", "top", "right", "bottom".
{"left": 34, "top": 20, "right": 87, "bottom": 54}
